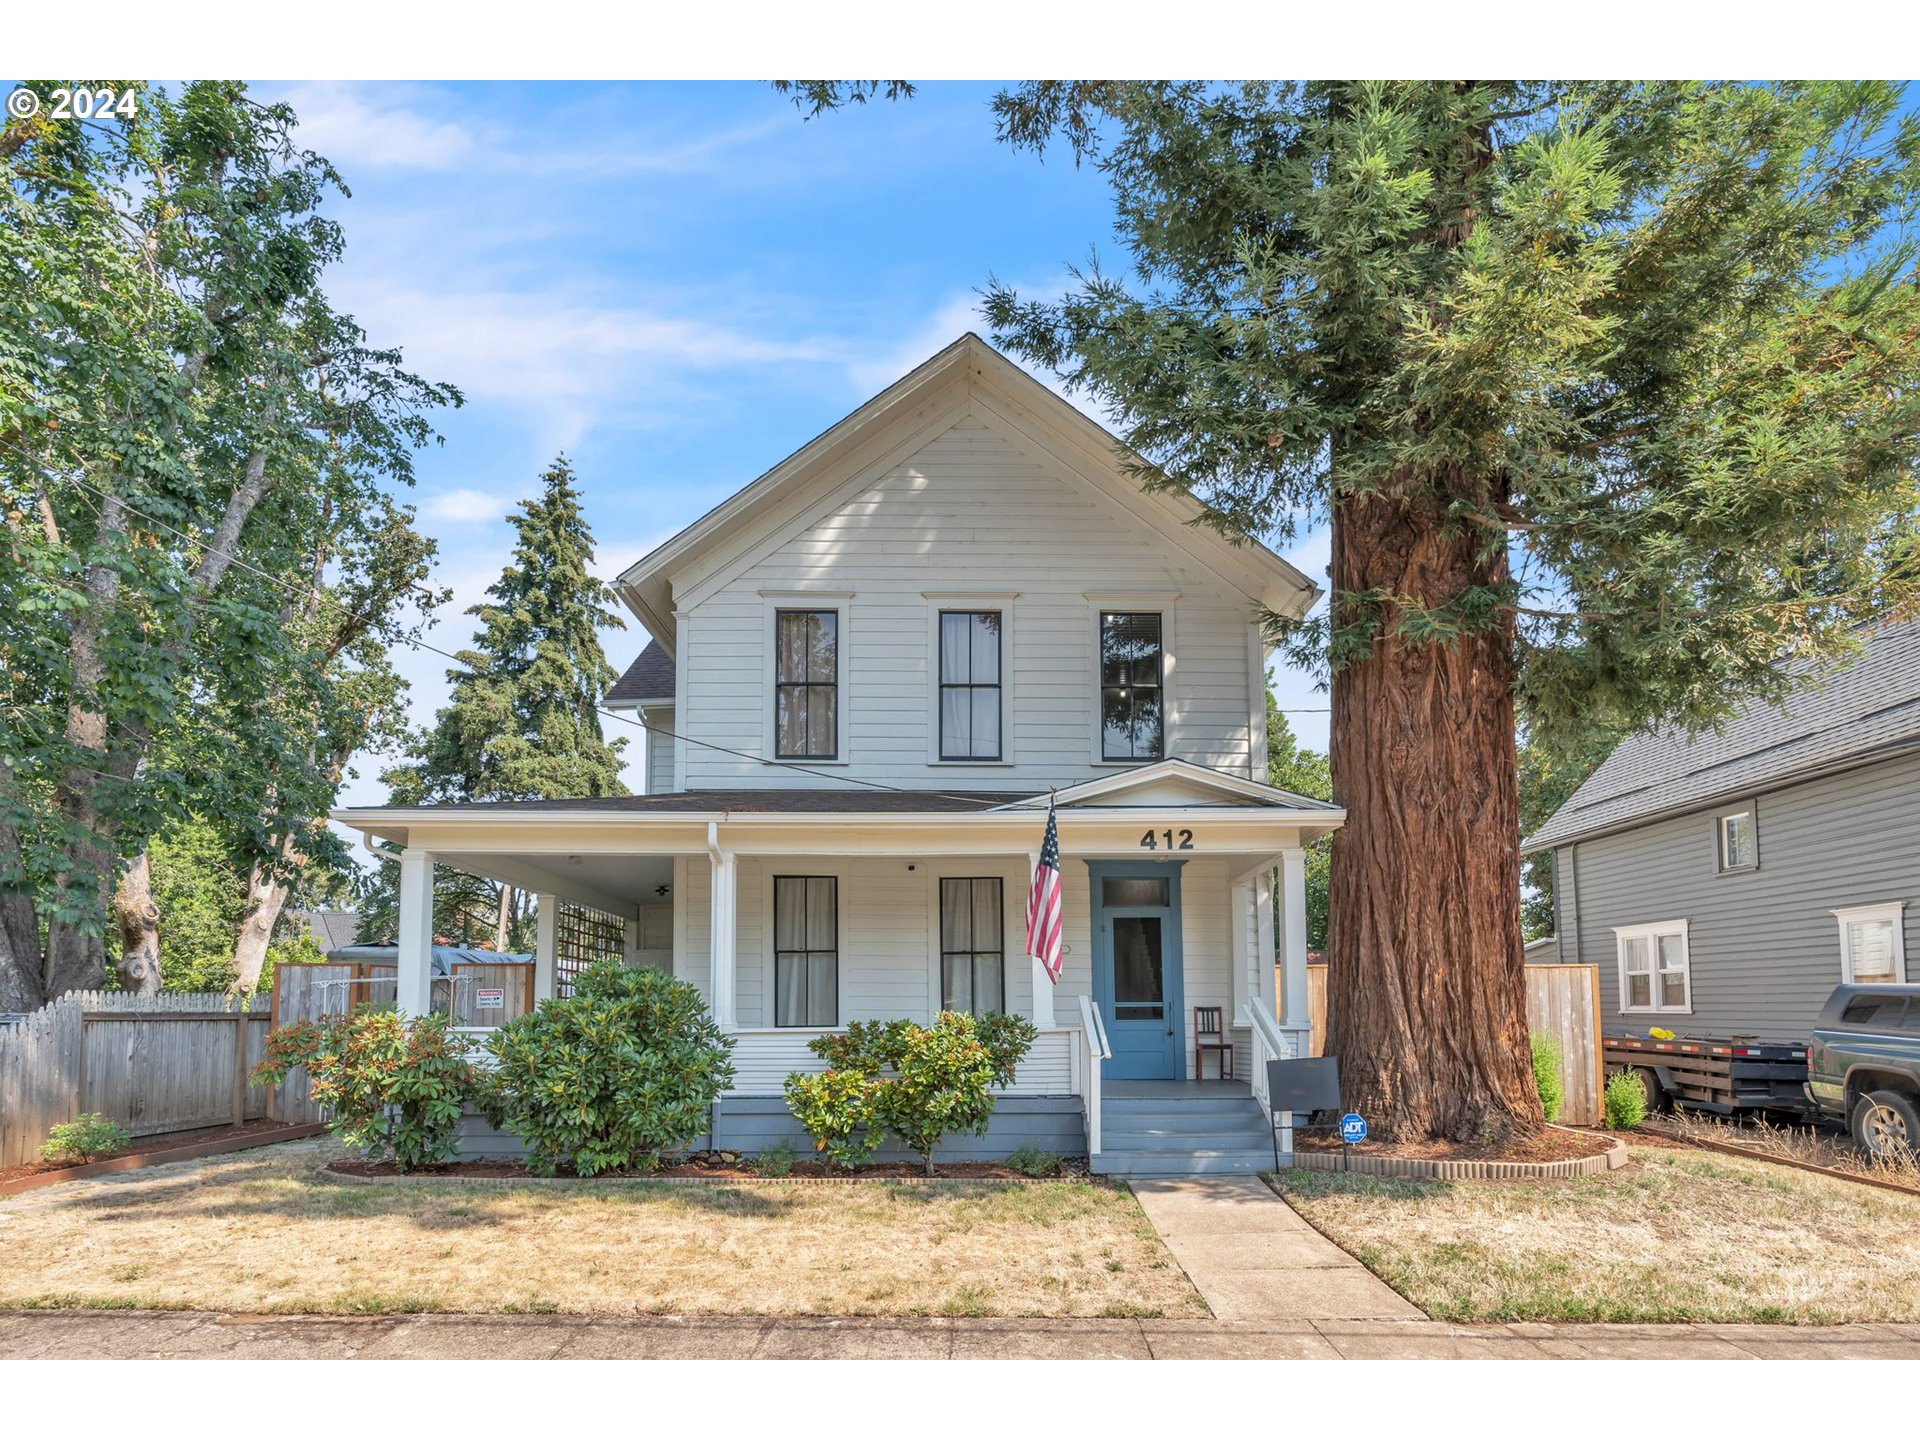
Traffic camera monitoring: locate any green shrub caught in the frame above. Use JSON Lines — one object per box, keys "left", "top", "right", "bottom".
{"left": 254, "top": 1006, "right": 475, "bottom": 1171}
{"left": 1604, "top": 1069, "right": 1648, "bottom": 1131}
{"left": 754, "top": 1138, "right": 797, "bottom": 1177}
{"left": 478, "top": 960, "right": 734, "bottom": 1176}
{"left": 1530, "top": 1031, "right": 1565, "bottom": 1124}
{"left": 1004, "top": 1145, "right": 1060, "bottom": 1178}
{"left": 787, "top": 1011, "right": 1039, "bottom": 1175}
{"left": 41, "top": 1113, "right": 130, "bottom": 1165}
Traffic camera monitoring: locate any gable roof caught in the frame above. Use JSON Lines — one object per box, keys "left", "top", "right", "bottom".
{"left": 606, "top": 640, "right": 675, "bottom": 707}
{"left": 613, "top": 334, "right": 1320, "bottom": 649}
{"left": 999, "top": 758, "right": 1343, "bottom": 815}
{"left": 1527, "top": 615, "right": 1920, "bottom": 851}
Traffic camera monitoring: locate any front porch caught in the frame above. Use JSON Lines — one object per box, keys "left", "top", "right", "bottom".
{"left": 336, "top": 765, "right": 1339, "bottom": 1173}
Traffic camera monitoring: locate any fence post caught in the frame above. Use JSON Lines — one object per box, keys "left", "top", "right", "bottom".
{"left": 230, "top": 1011, "right": 248, "bottom": 1127}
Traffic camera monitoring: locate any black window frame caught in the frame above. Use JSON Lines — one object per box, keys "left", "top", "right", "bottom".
{"left": 939, "top": 876, "right": 1006, "bottom": 1018}
{"left": 773, "top": 874, "right": 838, "bottom": 1028}
{"left": 1099, "top": 611, "right": 1165, "bottom": 762}
{"left": 774, "top": 608, "right": 839, "bottom": 760}
{"left": 938, "top": 610, "right": 1003, "bottom": 761}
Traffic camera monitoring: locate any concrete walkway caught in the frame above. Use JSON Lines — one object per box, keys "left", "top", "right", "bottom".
{"left": 6, "top": 1310, "right": 1920, "bottom": 1359}
{"left": 1129, "top": 1176, "right": 1422, "bottom": 1322}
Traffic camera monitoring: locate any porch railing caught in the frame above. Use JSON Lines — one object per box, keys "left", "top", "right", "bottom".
{"left": 1073, "top": 994, "right": 1112, "bottom": 1157}
{"left": 1244, "top": 1000, "right": 1294, "bottom": 1159}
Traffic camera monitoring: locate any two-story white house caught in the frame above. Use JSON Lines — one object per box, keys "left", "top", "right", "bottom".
{"left": 334, "top": 335, "right": 1344, "bottom": 1174}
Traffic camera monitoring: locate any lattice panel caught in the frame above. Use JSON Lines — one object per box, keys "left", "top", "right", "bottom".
{"left": 555, "top": 902, "right": 626, "bottom": 997}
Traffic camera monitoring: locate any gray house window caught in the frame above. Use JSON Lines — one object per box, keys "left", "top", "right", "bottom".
{"left": 939, "top": 611, "right": 1002, "bottom": 760}
{"left": 774, "top": 876, "right": 838, "bottom": 1026}
{"left": 775, "top": 610, "right": 838, "bottom": 759}
{"left": 1100, "top": 612, "right": 1164, "bottom": 761}
{"left": 940, "top": 877, "right": 1004, "bottom": 1017}
{"left": 1718, "top": 806, "right": 1757, "bottom": 872}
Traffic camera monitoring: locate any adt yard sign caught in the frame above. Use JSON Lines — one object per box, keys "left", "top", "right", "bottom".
{"left": 1340, "top": 1112, "right": 1368, "bottom": 1144}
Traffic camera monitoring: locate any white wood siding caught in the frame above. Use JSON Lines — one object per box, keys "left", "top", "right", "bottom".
{"left": 641, "top": 705, "right": 674, "bottom": 795}
{"left": 674, "top": 409, "right": 1265, "bottom": 791}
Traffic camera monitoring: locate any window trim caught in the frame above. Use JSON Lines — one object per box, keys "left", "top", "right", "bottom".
{"left": 936, "top": 875, "right": 1008, "bottom": 1017}
{"left": 761, "top": 593, "right": 850, "bottom": 765}
{"left": 1614, "top": 919, "right": 1693, "bottom": 1015}
{"left": 924, "top": 859, "right": 1025, "bottom": 1023}
{"left": 1095, "top": 607, "right": 1169, "bottom": 764}
{"left": 937, "top": 608, "right": 1005, "bottom": 762}
{"left": 1833, "top": 902, "right": 1908, "bottom": 985}
{"left": 1717, "top": 805, "right": 1758, "bottom": 873}
{"left": 771, "top": 873, "right": 840, "bottom": 1028}
{"left": 922, "top": 593, "right": 1016, "bottom": 767}
{"left": 1084, "top": 594, "right": 1177, "bottom": 767}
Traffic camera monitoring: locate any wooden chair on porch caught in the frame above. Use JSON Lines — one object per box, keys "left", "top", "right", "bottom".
{"left": 1193, "top": 1006, "right": 1233, "bottom": 1081}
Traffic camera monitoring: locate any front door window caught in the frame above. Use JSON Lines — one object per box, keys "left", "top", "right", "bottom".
{"left": 1111, "top": 916, "right": 1165, "bottom": 1021}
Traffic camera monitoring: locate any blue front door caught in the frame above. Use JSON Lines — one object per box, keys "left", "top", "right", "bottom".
{"left": 1089, "top": 860, "right": 1185, "bottom": 1080}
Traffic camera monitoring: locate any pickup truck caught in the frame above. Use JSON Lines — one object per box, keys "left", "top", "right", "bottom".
{"left": 1806, "top": 984, "right": 1920, "bottom": 1159}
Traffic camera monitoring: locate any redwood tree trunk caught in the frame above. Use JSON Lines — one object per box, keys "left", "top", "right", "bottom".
{"left": 1324, "top": 474, "right": 1541, "bottom": 1144}
{"left": 113, "top": 850, "right": 163, "bottom": 995}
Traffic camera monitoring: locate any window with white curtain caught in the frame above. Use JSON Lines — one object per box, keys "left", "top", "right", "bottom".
{"left": 774, "top": 876, "right": 838, "bottom": 1026}
{"left": 940, "top": 877, "right": 1005, "bottom": 1017}
{"left": 938, "top": 611, "right": 1002, "bottom": 760}
{"left": 1834, "top": 903, "right": 1906, "bottom": 985}
{"left": 1616, "top": 920, "right": 1691, "bottom": 1014}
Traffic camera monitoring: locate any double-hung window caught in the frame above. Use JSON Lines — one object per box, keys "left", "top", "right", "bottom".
{"left": 1834, "top": 903, "right": 1906, "bottom": 985}
{"left": 774, "top": 876, "right": 838, "bottom": 1026}
{"left": 939, "top": 877, "right": 1005, "bottom": 1017}
{"left": 1718, "top": 806, "right": 1757, "bottom": 871}
{"left": 774, "top": 610, "right": 838, "bottom": 759}
{"left": 1100, "top": 612, "right": 1164, "bottom": 761}
{"left": 1616, "top": 920, "right": 1691, "bottom": 1014}
{"left": 939, "top": 611, "right": 1002, "bottom": 760}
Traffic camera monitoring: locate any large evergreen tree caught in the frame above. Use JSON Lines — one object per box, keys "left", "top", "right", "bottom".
{"left": 793, "top": 81, "right": 1920, "bottom": 1142}
{"left": 396, "top": 457, "right": 628, "bottom": 949}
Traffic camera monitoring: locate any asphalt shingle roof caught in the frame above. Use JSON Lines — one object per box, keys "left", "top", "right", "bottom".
{"left": 1527, "top": 615, "right": 1920, "bottom": 850}
{"left": 606, "top": 640, "right": 675, "bottom": 705}
{"left": 365, "top": 789, "right": 1034, "bottom": 814}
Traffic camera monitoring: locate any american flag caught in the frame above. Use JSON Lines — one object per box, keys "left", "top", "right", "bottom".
{"left": 1025, "top": 796, "right": 1064, "bottom": 983}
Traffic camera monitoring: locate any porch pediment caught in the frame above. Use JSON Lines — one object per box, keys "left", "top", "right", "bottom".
{"left": 1000, "top": 759, "right": 1337, "bottom": 813}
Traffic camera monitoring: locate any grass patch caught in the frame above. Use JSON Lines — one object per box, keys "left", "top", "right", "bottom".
{"left": 1273, "top": 1146, "right": 1920, "bottom": 1324}
{"left": 0, "top": 1144, "right": 1205, "bottom": 1319}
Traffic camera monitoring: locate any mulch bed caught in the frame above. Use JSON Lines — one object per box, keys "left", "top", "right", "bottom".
{"left": 0, "top": 1117, "right": 300, "bottom": 1187}
{"left": 327, "top": 1152, "right": 1089, "bottom": 1183}
{"left": 1294, "top": 1125, "right": 1614, "bottom": 1165}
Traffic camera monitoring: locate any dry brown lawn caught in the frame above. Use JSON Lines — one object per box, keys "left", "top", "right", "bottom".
{"left": 0, "top": 1141, "right": 1205, "bottom": 1319}
{"left": 1274, "top": 1145, "right": 1920, "bottom": 1324}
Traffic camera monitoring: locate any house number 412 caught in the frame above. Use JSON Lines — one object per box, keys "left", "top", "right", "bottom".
{"left": 1139, "top": 828, "right": 1194, "bottom": 851}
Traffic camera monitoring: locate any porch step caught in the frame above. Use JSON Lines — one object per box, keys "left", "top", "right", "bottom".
{"left": 1091, "top": 1147, "right": 1273, "bottom": 1177}
{"left": 1092, "top": 1088, "right": 1275, "bottom": 1177}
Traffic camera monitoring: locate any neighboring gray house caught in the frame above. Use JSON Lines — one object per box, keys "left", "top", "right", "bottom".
{"left": 1526, "top": 616, "right": 1920, "bottom": 1043}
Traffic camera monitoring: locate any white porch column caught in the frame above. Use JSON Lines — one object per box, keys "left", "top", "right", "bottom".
{"left": 1230, "top": 871, "right": 1255, "bottom": 1023}
{"left": 1277, "top": 847, "right": 1309, "bottom": 1042}
{"left": 707, "top": 823, "right": 737, "bottom": 1031}
{"left": 533, "top": 894, "right": 558, "bottom": 1004}
{"left": 1027, "top": 850, "right": 1055, "bottom": 1028}
{"left": 395, "top": 847, "right": 435, "bottom": 1018}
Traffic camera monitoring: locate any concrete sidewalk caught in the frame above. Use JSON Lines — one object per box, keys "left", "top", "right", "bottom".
{"left": 6, "top": 1310, "right": 1920, "bottom": 1359}
{"left": 1128, "top": 1176, "right": 1421, "bottom": 1322}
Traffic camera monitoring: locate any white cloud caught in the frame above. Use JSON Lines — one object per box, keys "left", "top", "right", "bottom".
{"left": 278, "top": 82, "right": 480, "bottom": 172}
{"left": 422, "top": 487, "right": 514, "bottom": 523}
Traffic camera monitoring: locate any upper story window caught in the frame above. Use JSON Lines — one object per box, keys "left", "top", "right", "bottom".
{"left": 1718, "top": 806, "right": 1757, "bottom": 872}
{"left": 1616, "top": 920, "right": 1691, "bottom": 1014}
{"left": 774, "top": 609, "right": 838, "bottom": 759}
{"left": 939, "top": 611, "right": 1002, "bottom": 760}
{"left": 1834, "top": 903, "right": 1906, "bottom": 985}
{"left": 1100, "top": 612, "right": 1164, "bottom": 761}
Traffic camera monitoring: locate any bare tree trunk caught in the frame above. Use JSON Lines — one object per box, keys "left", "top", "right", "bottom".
{"left": 0, "top": 763, "right": 48, "bottom": 1011}
{"left": 494, "top": 883, "right": 513, "bottom": 952}
{"left": 231, "top": 855, "right": 291, "bottom": 996}
{"left": 113, "top": 850, "right": 163, "bottom": 994}
{"left": 1324, "top": 471, "right": 1542, "bottom": 1145}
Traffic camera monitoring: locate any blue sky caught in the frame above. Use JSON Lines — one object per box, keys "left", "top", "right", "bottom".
{"left": 273, "top": 81, "right": 1332, "bottom": 805}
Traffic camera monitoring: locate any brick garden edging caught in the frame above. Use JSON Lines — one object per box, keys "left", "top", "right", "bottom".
{"left": 1290, "top": 1128, "right": 1628, "bottom": 1181}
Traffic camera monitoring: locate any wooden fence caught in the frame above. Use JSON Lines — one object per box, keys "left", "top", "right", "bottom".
{"left": 0, "top": 991, "right": 273, "bottom": 1168}
{"left": 1299, "top": 962, "right": 1604, "bottom": 1127}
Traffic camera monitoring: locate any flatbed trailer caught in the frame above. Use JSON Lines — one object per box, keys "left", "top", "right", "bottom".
{"left": 1604, "top": 1033, "right": 1814, "bottom": 1116}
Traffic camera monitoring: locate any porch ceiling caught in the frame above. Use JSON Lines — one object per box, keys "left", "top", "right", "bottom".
{"left": 435, "top": 851, "right": 675, "bottom": 916}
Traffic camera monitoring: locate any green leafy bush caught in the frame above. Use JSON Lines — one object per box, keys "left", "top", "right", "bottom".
{"left": 1531, "top": 1031, "right": 1564, "bottom": 1124}
{"left": 478, "top": 960, "right": 734, "bottom": 1176}
{"left": 41, "top": 1113, "right": 130, "bottom": 1165}
{"left": 1004, "top": 1145, "right": 1060, "bottom": 1178}
{"left": 253, "top": 1006, "right": 475, "bottom": 1170}
{"left": 786, "top": 1011, "right": 1038, "bottom": 1174}
{"left": 754, "top": 1138, "right": 797, "bottom": 1178}
{"left": 1604, "top": 1069, "right": 1649, "bottom": 1131}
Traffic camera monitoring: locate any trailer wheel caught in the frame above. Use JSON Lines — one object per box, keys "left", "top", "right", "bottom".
{"left": 1632, "top": 1066, "right": 1669, "bottom": 1115}
{"left": 1851, "top": 1090, "right": 1920, "bottom": 1161}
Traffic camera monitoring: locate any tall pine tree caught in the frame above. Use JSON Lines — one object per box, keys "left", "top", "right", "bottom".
{"left": 401, "top": 456, "right": 627, "bottom": 949}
